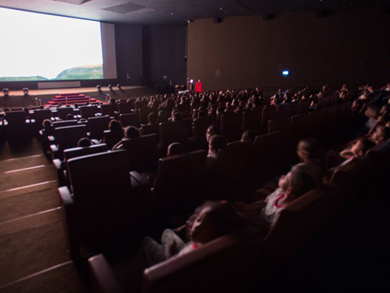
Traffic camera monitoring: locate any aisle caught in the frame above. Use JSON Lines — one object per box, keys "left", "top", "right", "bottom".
{"left": 0, "top": 138, "right": 88, "bottom": 293}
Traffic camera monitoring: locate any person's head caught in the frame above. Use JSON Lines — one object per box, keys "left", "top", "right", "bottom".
{"left": 66, "top": 113, "right": 74, "bottom": 120}
{"left": 167, "top": 142, "right": 183, "bottom": 157}
{"left": 371, "top": 125, "right": 390, "bottom": 143}
{"left": 206, "top": 125, "right": 221, "bottom": 143}
{"left": 380, "top": 104, "right": 390, "bottom": 117}
{"left": 158, "top": 110, "right": 167, "bottom": 116}
{"left": 148, "top": 112, "right": 157, "bottom": 125}
{"left": 278, "top": 167, "right": 316, "bottom": 200}
{"left": 124, "top": 126, "right": 140, "bottom": 139}
{"left": 241, "top": 130, "right": 257, "bottom": 143}
{"left": 350, "top": 139, "right": 376, "bottom": 156}
{"left": 109, "top": 98, "right": 116, "bottom": 104}
{"left": 109, "top": 120, "right": 122, "bottom": 131}
{"left": 209, "top": 135, "right": 227, "bottom": 157}
{"left": 187, "top": 201, "right": 242, "bottom": 244}
{"left": 42, "top": 119, "right": 51, "bottom": 128}
{"left": 172, "top": 112, "right": 182, "bottom": 122}
{"left": 297, "top": 138, "right": 323, "bottom": 162}
{"left": 77, "top": 137, "right": 92, "bottom": 147}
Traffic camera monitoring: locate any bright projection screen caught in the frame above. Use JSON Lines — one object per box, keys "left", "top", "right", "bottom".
{"left": 0, "top": 7, "right": 117, "bottom": 82}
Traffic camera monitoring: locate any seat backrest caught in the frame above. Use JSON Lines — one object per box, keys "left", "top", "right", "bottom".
{"left": 33, "top": 109, "right": 52, "bottom": 125}
{"left": 242, "top": 109, "right": 262, "bottom": 133}
{"left": 143, "top": 225, "right": 264, "bottom": 293}
{"left": 54, "top": 125, "right": 87, "bottom": 152}
{"left": 120, "top": 113, "right": 141, "bottom": 128}
{"left": 277, "top": 104, "right": 292, "bottom": 118}
{"left": 193, "top": 116, "right": 217, "bottom": 146}
{"left": 268, "top": 117, "right": 292, "bottom": 134}
{"left": 103, "top": 129, "right": 124, "bottom": 150}
{"left": 80, "top": 106, "right": 98, "bottom": 119}
{"left": 220, "top": 112, "right": 242, "bottom": 142}
{"left": 265, "top": 183, "right": 340, "bottom": 257}
{"left": 291, "top": 114, "right": 314, "bottom": 140}
{"left": 88, "top": 116, "right": 111, "bottom": 139}
{"left": 64, "top": 143, "right": 108, "bottom": 161}
{"left": 101, "top": 104, "right": 115, "bottom": 116}
{"left": 154, "top": 150, "right": 207, "bottom": 200}
{"left": 159, "top": 121, "right": 189, "bottom": 149}
{"left": 121, "top": 134, "right": 158, "bottom": 172}
{"left": 57, "top": 107, "right": 74, "bottom": 120}
{"left": 261, "top": 105, "right": 277, "bottom": 126}
{"left": 53, "top": 120, "right": 78, "bottom": 129}
{"left": 140, "top": 124, "right": 159, "bottom": 136}
{"left": 136, "top": 102, "right": 152, "bottom": 124}
{"left": 67, "top": 150, "right": 132, "bottom": 237}
{"left": 5, "top": 111, "right": 26, "bottom": 125}
{"left": 118, "top": 103, "right": 132, "bottom": 114}
{"left": 253, "top": 131, "right": 284, "bottom": 182}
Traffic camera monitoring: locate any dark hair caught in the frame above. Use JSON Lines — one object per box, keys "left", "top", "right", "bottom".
{"left": 109, "top": 120, "right": 122, "bottom": 131}
{"left": 241, "top": 130, "right": 257, "bottom": 143}
{"left": 207, "top": 125, "right": 221, "bottom": 136}
{"left": 66, "top": 113, "right": 74, "bottom": 120}
{"left": 78, "top": 137, "right": 92, "bottom": 147}
{"left": 42, "top": 119, "right": 51, "bottom": 128}
{"left": 289, "top": 167, "right": 316, "bottom": 198}
{"left": 167, "top": 142, "right": 183, "bottom": 157}
{"left": 186, "top": 201, "right": 243, "bottom": 241}
{"left": 124, "top": 126, "right": 140, "bottom": 139}
{"left": 210, "top": 135, "right": 227, "bottom": 153}
{"left": 148, "top": 112, "right": 157, "bottom": 124}
{"left": 358, "top": 139, "right": 376, "bottom": 154}
{"left": 298, "top": 138, "right": 323, "bottom": 161}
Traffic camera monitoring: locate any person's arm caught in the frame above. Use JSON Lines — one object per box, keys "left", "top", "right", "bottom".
{"left": 339, "top": 149, "right": 353, "bottom": 159}
{"left": 112, "top": 140, "right": 123, "bottom": 150}
{"left": 235, "top": 200, "right": 266, "bottom": 212}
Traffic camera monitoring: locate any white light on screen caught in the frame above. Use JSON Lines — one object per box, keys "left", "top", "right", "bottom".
{"left": 282, "top": 70, "right": 290, "bottom": 76}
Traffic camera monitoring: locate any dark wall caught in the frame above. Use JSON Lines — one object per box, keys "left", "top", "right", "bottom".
{"left": 188, "top": 8, "right": 390, "bottom": 91}
{"left": 143, "top": 25, "right": 187, "bottom": 88}
{"left": 115, "top": 23, "right": 143, "bottom": 86}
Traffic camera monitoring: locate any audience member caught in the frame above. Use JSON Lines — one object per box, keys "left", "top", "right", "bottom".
{"left": 167, "top": 142, "right": 184, "bottom": 157}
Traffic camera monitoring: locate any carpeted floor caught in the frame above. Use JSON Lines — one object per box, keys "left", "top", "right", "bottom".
{"left": 0, "top": 137, "right": 90, "bottom": 293}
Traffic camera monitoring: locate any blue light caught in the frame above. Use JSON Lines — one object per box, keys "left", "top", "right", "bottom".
{"left": 282, "top": 70, "right": 290, "bottom": 76}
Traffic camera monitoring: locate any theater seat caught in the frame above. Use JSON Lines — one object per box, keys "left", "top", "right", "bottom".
{"left": 57, "top": 107, "right": 74, "bottom": 120}
{"left": 120, "top": 113, "right": 141, "bottom": 128}
{"left": 88, "top": 116, "right": 111, "bottom": 140}
{"left": 50, "top": 125, "right": 87, "bottom": 159}
{"left": 220, "top": 112, "right": 242, "bottom": 142}
{"left": 4, "top": 110, "right": 32, "bottom": 140}
{"left": 102, "top": 129, "right": 124, "bottom": 150}
{"left": 53, "top": 143, "right": 108, "bottom": 187}
{"left": 192, "top": 116, "right": 217, "bottom": 150}
{"left": 59, "top": 150, "right": 141, "bottom": 260}
{"left": 121, "top": 134, "right": 158, "bottom": 173}
{"left": 80, "top": 105, "right": 99, "bottom": 119}
{"left": 158, "top": 121, "right": 189, "bottom": 155}
{"left": 88, "top": 225, "right": 264, "bottom": 293}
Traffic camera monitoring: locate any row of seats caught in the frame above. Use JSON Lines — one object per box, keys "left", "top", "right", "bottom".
{"left": 85, "top": 118, "right": 390, "bottom": 293}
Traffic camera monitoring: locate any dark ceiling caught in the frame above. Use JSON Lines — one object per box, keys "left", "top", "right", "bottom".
{"left": 0, "top": 0, "right": 388, "bottom": 25}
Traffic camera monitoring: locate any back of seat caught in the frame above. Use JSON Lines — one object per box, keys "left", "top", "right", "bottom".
{"left": 220, "top": 112, "right": 242, "bottom": 142}
{"left": 143, "top": 225, "right": 264, "bottom": 293}
{"left": 88, "top": 116, "right": 110, "bottom": 139}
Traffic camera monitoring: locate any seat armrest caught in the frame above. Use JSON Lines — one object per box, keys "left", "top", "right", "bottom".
{"left": 130, "top": 171, "right": 151, "bottom": 188}
{"left": 53, "top": 159, "right": 62, "bottom": 170}
{"left": 88, "top": 254, "right": 125, "bottom": 293}
{"left": 48, "top": 135, "right": 56, "bottom": 142}
{"left": 39, "top": 129, "right": 45, "bottom": 136}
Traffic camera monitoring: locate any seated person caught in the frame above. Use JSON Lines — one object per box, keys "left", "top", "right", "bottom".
{"left": 167, "top": 142, "right": 183, "bottom": 157}
{"left": 236, "top": 167, "right": 315, "bottom": 232}
{"left": 112, "top": 126, "right": 140, "bottom": 150}
{"left": 77, "top": 137, "right": 92, "bottom": 147}
{"left": 206, "top": 125, "right": 221, "bottom": 144}
{"left": 370, "top": 124, "right": 390, "bottom": 144}
{"left": 148, "top": 112, "right": 157, "bottom": 125}
{"left": 140, "top": 201, "right": 243, "bottom": 267}
{"left": 41, "top": 119, "right": 53, "bottom": 136}
{"left": 207, "top": 135, "right": 227, "bottom": 169}
{"left": 101, "top": 119, "right": 123, "bottom": 146}
{"left": 294, "top": 138, "right": 324, "bottom": 186}
{"left": 241, "top": 130, "right": 257, "bottom": 144}
{"left": 66, "top": 113, "right": 74, "bottom": 120}
{"left": 337, "top": 138, "right": 376, "bottom": 168}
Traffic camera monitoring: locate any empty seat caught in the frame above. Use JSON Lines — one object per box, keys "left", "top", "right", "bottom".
{"left": 50, "top": 125, "right": 88, "bottom": 159}
{"left": 261, "top": 105, "right": 278, "bottom": 127}
{"left": 277, "top": 104, "right": 292, "bottom": 118}
{"left": 4, "top": 110, "right": 32, "bottom": 139}
{"left": 32, "top": 109, "right": 52, "bottom": 129}
{"left": 136, "top": 102, "right": 152, "bottom": 124}
{"left": 80, "top": 105, "right": 98, "bottom": 119}
{"left": 53, "top": 143, "right": 108, "bottom": 187}
{"left": 120, "top": 113, "right": 141, "bottom": 128}
{"left": 140, "top": 124, "right": 159, "bottom": 137}
{"left": 59, "top": 150, "right": 136, "bottom": 260}
{"left": 88, "top": 116, "right": 111, "bottom": 140}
